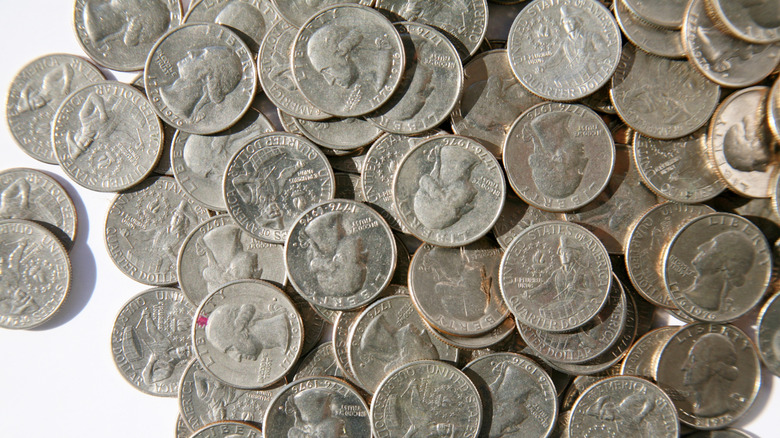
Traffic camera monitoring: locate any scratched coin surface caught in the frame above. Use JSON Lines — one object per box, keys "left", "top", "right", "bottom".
{"left": 105, "top": 176, "right": 210, "bottom": 286}
{"left": 503, "top": 102, "right": 615, "bottom": 212}
{"left": 371, "top": 360, "right": 482, "bottom": 438}
{"left": 184, "top": 0, "right": 280, "bottom": 52}
{"left": 614, "top": 0, "right": 685, "bottom": 59}
{"left": 52, "top": 81, "right": 163, "bottom": 192}
{"left": 705, "top": 0, "right": 780, "bottom": 44}
{"left": 620, "top": 325, "right": 678, "bottom": 380}
{"left": 177, "top": 214, "right": 286, "bottom": 307}
{"left": 393, "top": 135, "right": 506, "bottom": 247}
{"left": 193, "top": 279, "right": 303, "bottom": 389}
{"left": 0, "top": 220, "right": 71, "bottom": 330}
{"left": 74, "top": 0, "right": 182, "bottom": 71}
{"left": 507, "top": 0, "right": 621, "bottom": 101}
{"left": 263, "top": 377, "right": 371, "bottom": 438}
{"left": 0, "top": 168, "right": 77, "bottom": 249}
{"left": 409, "top": 238, "right": 508, "bottom": 336}
{"left": 622, "top": 0, "right": 687, "bottom": 28}
{"left": 191, "top": 421, "right": 263, "bottom": 437}
{"left": 271, "top": 0, "right": 373, "bottom": 27}
{"left": 757, "top": 292, "right": 780, "bottom": 376}
{"left": 285, "top": 199, "right": 396, "bottom": 310}
{"left": 492, "top": 194, "right": 566, "bottom": 250}
{"left": 664, "top": 213, "right": 772, "bottom": 323}
{"left": 568, "top": 376, "right": 679, "bottom": 438}
{"left": 463, "top": 352, "right": 557, "bottom": 438}
{"left": 500, "top": 221, "right": 612, "bottom": 332}
{"left": 6, "top": 54, "right": 105, "bottom": 164}
{"left": 293, "top": 116, "right": 384, "bottom": 150}
{"left": 655, "top": 323, "right": 761, "bottom": 429}
{"left": 290, "top": 4, "right": 405, "bottom": 117}
{"left": 110, "top": 287, "right": 195, "bottom": 396}
{"left": 223, "top": 132, "right": 335, "bottom": 244}
{"left": 145, "top": 23, "right": 257, "bottom": 135}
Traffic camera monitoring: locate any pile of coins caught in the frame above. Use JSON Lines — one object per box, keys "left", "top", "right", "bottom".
{"left": 3, "top": 0, "right": 780, "bottom": 437}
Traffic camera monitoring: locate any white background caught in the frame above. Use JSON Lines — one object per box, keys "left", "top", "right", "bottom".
{"left": 0, "top": 1, "right": 777, "bottom": 437}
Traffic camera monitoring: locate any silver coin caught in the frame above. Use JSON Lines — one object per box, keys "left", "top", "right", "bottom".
{"left": 74, "top": 0, "right": 182, "bottom": 71}
{"left": 271, "top": 0, "right": 374, "bottom": 28}
{"left": 263, "top": 377, "right": 371, "bottom": 438}
{"left": 0, "top": 220, "right": 71, "bottom": 330}
{"left": 6, "top": 54, "right": 105, "bottom": 164}
{"left": 191, "top": 421, "right": 262, "bottom": 437}
{"left": 568, "top": 376, "right": 679, "bottom": 438}
{"left": 622, "top": 0, "right": 687, "bottom": 29}
{"left": 504, "top": 102, "right": 615, "bottom": 212}
{"left": 463, "top": 352, "right": 557, "bottom": 438}
{"left": 176, "top": 415, "right": 189, "bottom": 438}
{"left": 425, "top": 316, "right": 515, "bottom": 351}
{"left": 632, "top": 129, "right": 725, "bottom": 203}
{"left": 374, "top": 0, "right": 490, "bottom": 58}
{"left": 560, "top": 373, "right": 621, "bottom": 413}
{"left": 371, "top": 360, "right": 482, "bottom": 438}
{"left": 682, "top": 0, "right": 780, "bottom": 88}
{"left": 664, "top": 213, "right": 772, "bottom": 322}
{"left": 145, "top": 23, "right": 257, "bottom": 135}
{"left": 334, "top": 173, "right": 365, "bottom": 202}
{"left": 128, "top": 75, "right": 177, "bottom": 177}
{"left": 409, "top": 238, "right": 509, "bottom": 336}
{"left": 52, "top": 81, "right": 163, "bottom": 192}
{"left": 223, "top": 132, "right": 335, "bottom": 243}
{"left": 105, "top": 176, "right": 210, "bottom": 285}
{"left": 257, "top": 20, "right": 330, "bottom": 121}
{"left": 492, "top": 194, "right": 566, "bottom": 250}
{"left": 578, "top": 84, "right": 616, "bottom": 115}
{"left": 292, "top": 116, "right": 384, "bottom": 150}
{"left": 177, "top": 214, "right": 286, "bottom": 306}
{"left": 366, "top": 22, "right": 463, "bottom": 135}
{"left": 393, "top": 135, "right": 506, "bottom": 247}
{"left": 614, "top": 0, "right": 685, "bottom": 58}
{"left": 769, "top": 76, "right": 780, "bottom": 144}
{"left": 285, "top": 199, "right": 396, "bottom": 310}
{"left": 347, "top": 295, "right": 459, "bottom": 393}
{"left": 507, "top": 0, "right": 621, "bottom": 101}
{"left": 610, "top": 44, "right": 720, "bottom": 140}
{"left": 284, "top": 285, "right": 326, "bottom": 355}
{"left": 655, "top": 322, "right": 761, "bottom": 429}
{"left": 391, "top": 235, "right": 412, "bottom": 285}
{"left": 110, "top": 287, "right": 195, "bottom": 396}
{"left": 171, "top": 109, "right": 275, "bottom": 211}
{"left": 0, "top": 168, "right": 78, "bottom": 250}
{"left": 619, "top": 325, "right": 678, "bottom": 380}
{"left": 625, "top": 202, "right": 714, "bottom": 309}
{"left": 705, "top": 0, "right": 780, "bottom": 44}
{"left": 328, "top": 150, "right": 367, "bottom": 175}
{"left": 332, "top": 310, "right": 362, "bottom": 384}
{"left": 290, "top": 4, "right": 405, "bottom": 117}
{"left": 178, "top": 358, "right": 283, "bottom": 430}
{"left": 192, "top": 279, "right": 304, "bottom": 389}
{"left": 757, "top": 291, "right": 780, "bottom": 375}
{"left": 451, "top": 49, "right": 544, "bottom": 158}
{"left": 184, "top": 0, "right": 281, "bottom": 52}
{"left": 293, "top": 342, "right": 344, "bottom": 381}
{"left": 500, "top": 220, "right": 612, "bottom": 332}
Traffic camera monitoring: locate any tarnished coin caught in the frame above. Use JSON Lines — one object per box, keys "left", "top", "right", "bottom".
{"left": 193, "top": 279, "right": 304, "bottom": 389}
{"left": 769, "top": 77, "right": 780, "bottom": 143}
{"left": 622, "top": 0, "right": 687, "bottom": 29}
{"left": 463, "top": 353, "right": 557, "bottom": 438}
{"left": 664, "top": 213, "right": 772, "bottom": 322}
{"left": 682, "top": 0, "right": 780, "bottom": 88}
{"left": 655, "top": 323, "right": 761, "bottom": 429}
{"left": 757, "top": 292, "right": 780, "bottom": 375}
{"left": 6, "top": 54, "right": 105, "bottom": 164}
{"left": 52, "top": 81, "right": 163, "bottom": 192}
{"left": 708, "top": 86, "right": 777, "bottom": 199}
{"left": 347, "top": 295, "right": 459, "bottom": 393}
{"left": 110, "top": 287, "right": 195, "bottom": 396}
{"left": 223, "top": 132, "right": 335, "bottom": 244}
{"left": 610, "top": 44, "right": 720, "bottom": 140}
{"left": 492, "top": 194, "right": 566, "bottom": 250}
{"left": 371, "top": 360, "right": 482, "bottom": 438}
{"left": 375, "top": 0, "right": 488, "bottom": 59}
{"left": 178, "top": 359, "right": 283, "bottom": 431}
{"left": 625, "top": 202, "right": 715, "bottom": 308}
{"left": 393, "top": 135, "right": 506, "bottom": 247}
{"left": 0, "top": 168, "right": 77, "bottom": 249}
{"left": 568, "top": 376, "right": 679, "bottom": 438}
{"left": 263, "top": 377, "right": 370, "bottom": 438}
{"left": 285, "top": 199, "right": 396, "bottom": 310}
{"left": 507, "top": 0, "right": 621, "bottom": 101}
{"left": 620, "top": 325, "right": 678, "bottom": 380}
{"left": 500, "top": 221, "right": 612, "bottom": 332}
{"left": 0, "top": 220, "right": 71, "bottom": 330}
{"left": 293, "top": 342, "right": 344, "bottom": 381}
{"left": 177, "top": 214, "right": 286, "bottom": 306}
{"left": 145, "top": 23, "right": 257, "bottom": 135}
{"left": 614, "top": 0, "right": 685, "bottom": 58}
{"left": 366, "top": 22, "right": 463, "bottom": 135}
{"left": 425, "top": 317, "right": 516, "bottom": 351}
{"left": 633, "top": 130, "right": 725, "bottom": 203}
{"left": 74, "top": 0, "right": 182, "bottom": 71}
{"left": 705, "top": 0, "right": 780, "bottom": 44}
{"left": 171, "top": 109, "right": 274, "bottom": 210}
{"left": 105, "top": 176, "right": 210, "bottom": 285}
{"left": 257, "top": 20, "right": 330, "bottom": 121}
{"left": 191, "top": 421, "right": 262, "bottom": 437}
{"left": 409, "top": 238, "right": 508, "bottom": 336}
{"left": 184, "top": 0, "right": 280, "bottom": 52}
{"left": 290, "top": 4, "right": 405, "bottom": 117}
{"left": 292, "top": 116, "right": 383, "bottom": 150}
{"left": 271, "top": 0, "right": 373, "bottom": 28}
{"left": 503, "top": 102, "right": 615, "bottom": 212}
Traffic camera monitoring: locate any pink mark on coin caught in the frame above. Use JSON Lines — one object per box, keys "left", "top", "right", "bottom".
{"left": 196, "top": 315, "right": 209, "bottom": 327}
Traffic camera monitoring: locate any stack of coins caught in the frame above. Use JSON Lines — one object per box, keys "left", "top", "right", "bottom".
{"left": 3, "top": 0, "right": 780, "bottom": 437}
